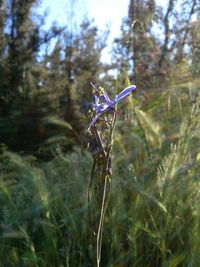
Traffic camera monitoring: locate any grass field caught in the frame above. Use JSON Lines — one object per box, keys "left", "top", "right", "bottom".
{"left": 0, "top": 84, "right": 200, "bottom": 267}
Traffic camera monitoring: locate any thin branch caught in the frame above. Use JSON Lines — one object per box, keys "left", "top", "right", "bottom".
{"left": 175, "top": 0, "right": 197, "bottom": 62}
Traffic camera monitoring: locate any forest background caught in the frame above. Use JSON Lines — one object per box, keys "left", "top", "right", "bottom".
{"left": 0, "top": 0, "right": 200, "bottom": 266}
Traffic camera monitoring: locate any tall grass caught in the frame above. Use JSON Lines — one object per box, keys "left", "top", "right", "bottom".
{"left": 0, "top": 85, "right": 200, "bottom": 266}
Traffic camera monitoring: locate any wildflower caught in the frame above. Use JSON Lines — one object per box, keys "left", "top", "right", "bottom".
{"left": 89, "top": 84, "right": 136, "bottom": 128}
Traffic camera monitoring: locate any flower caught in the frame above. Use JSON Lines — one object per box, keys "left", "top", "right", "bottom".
{"left": 89, "top": 84, "right": 136, "bottom": 128}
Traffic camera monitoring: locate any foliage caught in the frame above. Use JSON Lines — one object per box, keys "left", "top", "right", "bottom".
{"left": 0, "top": 82, "right": 200, "bottom": 266}
{"left": 0, "top": 0, "right": 200, "bottom": 266}
{"left": 0, "top": 1, "right": 107, "bottom": 154}
{"left": 113, "top": 0, "right": 200, "bottom": 89}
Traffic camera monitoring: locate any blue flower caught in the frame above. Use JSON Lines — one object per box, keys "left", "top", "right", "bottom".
{"left": 89, "top": 84, "right": 136, "bottom": 128}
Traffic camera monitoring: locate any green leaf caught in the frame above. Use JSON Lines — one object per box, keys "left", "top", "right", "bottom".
{"left": 169, "top": 254, "right": 185, "bottom": 267}
{"left": 135, "top": 107, "right": 163, "bottom": 148}
{"left": 43, "top": 116, "right": 73, "bottom": 130}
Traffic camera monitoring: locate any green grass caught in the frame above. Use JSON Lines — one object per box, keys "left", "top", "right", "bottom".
{"left": 0, "top": 85, "right": 200, "bottom": 266}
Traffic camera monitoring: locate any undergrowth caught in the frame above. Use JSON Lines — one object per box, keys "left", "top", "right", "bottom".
{"left": 0, "top": 86, "right": 200, "bottom": 267}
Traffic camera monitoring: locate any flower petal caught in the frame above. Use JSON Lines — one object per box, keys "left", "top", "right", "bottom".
{"left": 114, "top": 85, "right": 136, "bottom": 103}
{"left": 94, "top": 103, "right": 109, "bottom": 113}
{"left": 94, "top": 95, "right": 99, "bottom": 105}
{"left": 102, "top": 89, "right": 112, "bottom": 104}
{"left": 89, "top": 113, "right": 102, "bottom": 128}
{"left": 88, "top": 84, "right": 137, "bottom": 129}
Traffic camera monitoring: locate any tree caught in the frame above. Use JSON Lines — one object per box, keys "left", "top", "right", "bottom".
{"left": 2, "top": 0, "right": 40, "bottom": 109}
{"left": 113, "top": 0, "right": 161, "bottom": 88}
{"left": 0, "top": 0, "right": 42, "bottom": 152}
{"left": 43, "top": 19, "right": 108, "bottom": 137}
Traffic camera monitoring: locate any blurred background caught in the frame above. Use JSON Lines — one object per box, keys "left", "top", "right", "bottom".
{"left": 0, "top": 0, "right": 200, "bottom": 266}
